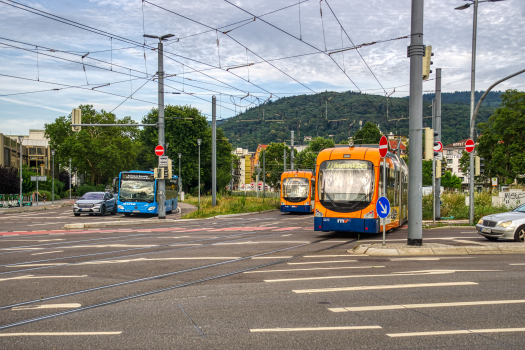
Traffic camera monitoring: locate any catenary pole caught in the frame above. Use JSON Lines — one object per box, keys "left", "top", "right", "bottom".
{"left": 284, "top": 148, "right": 286, "bottom": 171}
{"left": 263, "top": 150, "right": 266, "bottom": 199}
{"left": 19, "top": 137, "right": 23, "bottom": 207}
{"left": 432, "top": 99, "right": 435, "bottom": 224}
{"left": 468, "top": 0, "right": 478, "bottom": 225}
{"left": 435, "top": 68, "right": 442, "bottom": 219}
{"left": 212, "top": 96, "right": 217, "bottom": 207}
{"left": 52, "top": 151, "right": 55, "bottom": 204}
{"left": 407, "top": 0, "right": 424, "bottom": 246}
{"left": 157, "top": 40, "right": 166, "bottom": 219}
{"left": 291, "top": 131, "right": 294, "bottom": 170}
{"left": 69, "top": 157, "right": 72, "bottom": 201}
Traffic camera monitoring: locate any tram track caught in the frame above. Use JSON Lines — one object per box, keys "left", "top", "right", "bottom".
{"left": 0, "top": 234, "right": 354, "bottom": 331}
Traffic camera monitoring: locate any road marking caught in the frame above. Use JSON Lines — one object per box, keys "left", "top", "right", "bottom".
{"left": 12, "top": 303, "right": 81, "bottom": 310}
{"left": 250, "top": 326, "right": 382, "bottom": 333}
{"left": 76, "top": 257, "right": 241, "bottom": 265}
{"left": 303, "top": 255, "right": 356, "bottom": 258}
{"left": 329, "top": 299, "right": 525, "bottom": 312}
{"left": 247, "top": 266, "right": 384, "bottom": 274}
{"left": 27, "top": 223, "right": 66, "bottom": 226}
{"left": 293, "top": 282, "right": 478, "bottom": 293}
{"left": 391, "top": 257, "right": 473, "bottom": 261}
{"left": 288, "top": 260, "right": 358, "bottom": 265}
{"left": 387, "top": 328, "right": 525, "bottom": 338}
{"left": 214, "top": 241, "right": 310, "bottom": 245}
{"left": 0, "top": 332, "right": 122, "bottom": 337}
{"left": 0, "top": 275, "right": 87, "bottom": 282}
{"left": 251, "top": 256, "right": 293, "bottom": 259}
{"left": 319, "top": 240, "right": 349, "bottom": 243}
{"left": 3, "top": 247, "right": 44, "bottom": 251}
{"left": 31, "top": 250, "right": 64, "bottom": 255}
{"left": 281, "top": 234, "right": 292, "bottom": 237}
{"left": 509, "top": 263, "right": 525, "bottom": 265}
{"left": 12, "top": 231, "right": 28, "bottom": 232}
{"left": 272, "top": 227, "right": 302, "bottom": 231}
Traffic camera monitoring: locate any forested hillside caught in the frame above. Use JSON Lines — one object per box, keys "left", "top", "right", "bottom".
{"left": 220, "top": 91, "right": 500, "bottom": 150}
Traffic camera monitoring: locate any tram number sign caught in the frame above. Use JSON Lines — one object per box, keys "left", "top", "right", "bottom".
{"left": 376, "top": 196, "right": 390, "bottom": 219}
{"left": 155, "top": 145, "right": 164, "bottom": 156}
{"left": 465, "top": 139, "right": 475, "bottom": 153}
{"left": 379, "top": 135, "right": 388, "bottom": 158}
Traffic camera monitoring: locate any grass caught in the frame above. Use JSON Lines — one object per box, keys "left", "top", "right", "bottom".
{"left": 182, "top": 194, "right": 280, "bottom": 219}
{"left": 423, "top": 191, "right": 510, "bottom": 223}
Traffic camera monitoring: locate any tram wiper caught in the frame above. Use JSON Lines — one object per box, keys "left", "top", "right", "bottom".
{"left": 324, "top": 192, "right": 338, "bottom": 208}
{"left": 347, "top": 200, "right": 363, "bottom": 210}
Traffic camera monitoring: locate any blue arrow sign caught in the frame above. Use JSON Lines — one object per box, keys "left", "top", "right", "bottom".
{"left": 376, "top": 197, "right": 390, "bottom": 219}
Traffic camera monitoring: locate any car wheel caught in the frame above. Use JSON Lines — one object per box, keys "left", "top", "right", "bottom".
{"left": 485, "top": 236, "right": 498, "bottom": 241}
{"left": 111, "top": 205, "right": 117, "bottom": 215}
{"left": 100, "top": 205, "right": 106, "bottom": 216}
{"left": 514, "top": 225, "right": 525, "bottom": 242}
{"left": 74, "top": 213, "right": 80, "bottom": 217}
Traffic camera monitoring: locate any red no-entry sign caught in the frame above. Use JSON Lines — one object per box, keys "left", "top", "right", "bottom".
{"left": 465, "top": 139, "right": 475, "bottom": 153}
{"left": 379, "top": 135, "right": 388, "bottom": 158}
{"left": 155, "top": 145, "right": 164, "bottom": 156}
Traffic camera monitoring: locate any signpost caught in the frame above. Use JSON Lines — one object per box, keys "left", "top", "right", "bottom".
{"left": 158, "top": 156, "right": 168, "bottom": 168}
{"left": 30, "top": 176, "right": 47, "bottom": 206}
{"left": 378, "top": 135, "right": 389, "bottom": 245}
{"left": 155, "top": 145, "right": 164, "bottom": 156}
{"left": 465, "top": 139, "right": 475, "bottom": 153}
{"left": 376, "top": 196, "right": 391, "bottom": 245}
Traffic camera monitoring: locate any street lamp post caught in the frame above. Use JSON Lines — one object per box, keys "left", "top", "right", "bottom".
{"left": 197, "top": 138, "right": 202, "bottom": 209}
{"left": 143, "top": 33, "right": 175, "bottom": 219}
{"left": 51, "top": 150, "right": 55, "bottom": 204}
{"left": 18, "top": 136, "right": 23, "bottom": 207}
{"left": 69, "top": 157, "right": 72, "bottom": 201}
{"left": 455, "top": 0, "right": 505, "bottom": 224}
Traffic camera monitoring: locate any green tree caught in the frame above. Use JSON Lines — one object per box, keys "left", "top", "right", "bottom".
{"left": 261, "top": 142, "right": 291, "bottom": 190}
{"left": 295, "top": 137, "right": 335, "bottom": 170}
{"left": 476, "top": 90, "right": 525, "bottom": 184}
{"left": 138, "top": 105, "right": 233, "bottom": 193}
{"left": 44, "top": 105, "right": 140, "bottom": 185}
{"left": 422, "top": 160, "right": 433, "bottom": 186}
{"left": 352, "top": 122, "right": 382, "bottom": 144}
{"left": 441, "top": 171, "right": 463, "bottom": 190}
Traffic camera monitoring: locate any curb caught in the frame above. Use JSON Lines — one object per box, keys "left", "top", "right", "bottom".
{"left": 349, "top": 244, "right": 525, "bottom": 256}
{"left": 212, "top": 209, "right": 280, "bottom": 219}
{"left": 64, "top": 219, "right": 178, "bottom": 229}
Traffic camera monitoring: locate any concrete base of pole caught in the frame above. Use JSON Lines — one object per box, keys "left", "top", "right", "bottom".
{"left": 407, "top": 238, "right": 423, "bottom": 246}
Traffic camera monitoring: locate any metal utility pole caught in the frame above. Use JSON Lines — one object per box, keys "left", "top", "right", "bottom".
{"left": 212, "top": 96, "right": 217, "bottom": 207}
{"left": 435, "top": 68, "right": 442, "bottom": 220}
{"left": 263, "top": 150, "right": 266, "bottom": 199}
{"left": 432, "top": 99, "right": 436, "bottom": 224}
{"left": 256, "top": 165, "right": 260, "bottom": 198}
{"left": 291, "top": 131, "right": 295, "bottom": 170}
{"left": 157, "top": 40, "right": 166, "bottom": 219}
{"left": 69, "top": 157, "right": 72, "bottom": 201}
{"left": 197, "top": 138, "right": 202, "bottom": 209}
{"left": 468, "top": 0, "right": 479, "bottom": 225}
{"left": 230, "top": 158, "right": 233, "bottom": 196}
{"left": 18, "top": 136, "right": 23, "bottom": 207}
{"left": 52, "top": 150, "right": 55, "bottom": 204}
{"left": 407, "top": 0, "right": 424, "bottom": 246}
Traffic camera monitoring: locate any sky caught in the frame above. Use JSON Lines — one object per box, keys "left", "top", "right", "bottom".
{"left": 0, "top": 0, "right": 524, "bottom": 135}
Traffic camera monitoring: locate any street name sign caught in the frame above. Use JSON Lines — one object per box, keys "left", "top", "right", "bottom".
{"left": 158, "top": 156, "right": 169, "bottom": 168}
{"left": 30, "top": 176, "right": 47, "bottom": 181}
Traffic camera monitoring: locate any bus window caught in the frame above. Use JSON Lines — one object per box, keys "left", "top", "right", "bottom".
{"left": 282, "top": 177, "right": 309, "bottom": 202}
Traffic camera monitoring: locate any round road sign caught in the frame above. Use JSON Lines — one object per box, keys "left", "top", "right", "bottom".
{"left": 465, "top": 139, "right": 475, "bottom": 153}
{"left": 379, "top": 135, "right": 388, "bottom": 158}
{"left": 155, "top": 145, "right": 164, "bottom": 156}
{"left": 376, "top": 196, "right": 390, "bottom": 219}
{"left": 434, "top": 141, "right": 443, "bottom": 152}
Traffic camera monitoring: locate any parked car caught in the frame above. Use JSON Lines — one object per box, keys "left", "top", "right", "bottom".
{"left": 73, "top": 191, "right": 117, "bottom": 216}
{"left": 476, "top": 203, "right": 525, "bottom": 242}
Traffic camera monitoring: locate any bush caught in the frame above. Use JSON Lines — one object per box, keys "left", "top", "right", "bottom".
{"left": 33, "top": 190, "right": 58, "bottom": 202}
{"left": 77, "top": 184, "right": 106, "bottom": 197}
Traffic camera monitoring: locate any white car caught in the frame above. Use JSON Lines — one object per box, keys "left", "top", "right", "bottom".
{"left": 476, "top": 204, "right": 525, "bottom": 242}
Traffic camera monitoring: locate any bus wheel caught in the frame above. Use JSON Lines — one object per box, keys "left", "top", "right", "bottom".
{"left": 124, "top": 213, "right": 131, "bottom": 217}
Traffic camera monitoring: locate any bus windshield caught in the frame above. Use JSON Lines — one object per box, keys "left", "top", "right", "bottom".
{"left": 282, "top": 177, "right": 309, "bottom": 202}
{"left": 119, "top": 179, "right": 155, "bottom": 203}
{"left": 318, "top": 160, "right": 374, "bottom": 213}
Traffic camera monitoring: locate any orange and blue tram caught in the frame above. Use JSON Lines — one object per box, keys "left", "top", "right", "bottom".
{"left": 280, "top": 170, "right": 315, "bottom": 213}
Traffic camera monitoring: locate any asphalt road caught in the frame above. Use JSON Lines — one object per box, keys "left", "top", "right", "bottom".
{"left": 0, "top": 207, "right": 524, "bottom": 349}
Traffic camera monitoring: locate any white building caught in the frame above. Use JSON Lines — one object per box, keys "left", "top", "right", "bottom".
{"left": 442, "top": 138, "right": 476, "bottom": 188}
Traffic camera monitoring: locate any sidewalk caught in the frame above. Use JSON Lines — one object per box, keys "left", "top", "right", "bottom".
{"left": 0, "top": 198, "right": 75, "bottom": 214}
{"left": 350, "top": 241, "right": 525, "bottom": 256}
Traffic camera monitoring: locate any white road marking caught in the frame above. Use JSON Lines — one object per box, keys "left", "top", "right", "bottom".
{"left": 76, "top": 257, "right": 240, "bottom": 265}
{"left": 303, "top": 255, "right": 357, "bottom": 258}
{"left": 509, "top": 263, "right": 525, "bottom": 265}
{"left": 0, "top": 275, "right": 87, "bottom": 282}
{"left": 251, "top": 256, "right": 293, "bottom": 259}
{"left": 27, "top": 223, "right": 66, "bottom": 226}
{"left": 288, "top": 260, "right": 358, "bottom": 265}
{"left": 329, "top": 299, "right": 525, "bottom": 312}
{"left": 250, "top": 326, "right": 382, "bottom": 333}
{"left": 12, "top": 303, "right": 81, "bottom": 310}
{"left": 319, "top": 240, "right": 349, "bottom": 243}
{"left": 31, "top": 251, "right": 64, "bottom": 255}
{"left": 0, "top": 332, "right": 122, "bottom": 337}
{"left": 387, "top": 328, "right": 525, "bottom": 337}
{"left": 293, "top": 282, "right": 478, "bottom": 293}
{"left": 281, "top": 234, "right": 292, "bottom": 237}
{"left": 391, "top": 257, "right": 473, "bottom": 261}
{"left": 246, "top": 266, "right": 385, "bottom": 274}
{"left": 214, "top": 241, "right": 310, "bottom": 245}
{"left": 3, "top": 248, "right": 44, "bottom": 251}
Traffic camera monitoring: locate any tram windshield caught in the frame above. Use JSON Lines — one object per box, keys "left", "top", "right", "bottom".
{"left": 282, "top": 177, "right": 310, "bottom": 202}
{"left": 318, "top": 160, "right": 374, "bottom": 213}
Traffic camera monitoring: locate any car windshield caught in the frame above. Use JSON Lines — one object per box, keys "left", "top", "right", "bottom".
{"left": 318, "top": 159, "right": 374, "bottom": 213}
{"left": 119, "top": 180, "right": 155, "bottom": 203}
{"left": 80, "top": 193, "right": 104, "bottom": 200}
{"left": 282, "top": 177, "right": 309, "bottom": 202}
{"left": 513, "top": 204, "right": 525, "bottom": 213}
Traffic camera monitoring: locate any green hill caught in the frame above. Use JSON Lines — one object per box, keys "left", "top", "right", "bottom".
{"left": 220, "top": 91, "right": 500, "bottom": 150}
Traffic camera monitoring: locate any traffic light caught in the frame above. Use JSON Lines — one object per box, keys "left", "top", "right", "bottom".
{"left": 475, "top": 156, "right": 485, "bottom": 176}
{"left": 422, "top": 45, "right": 434, "bottom": 80}
{"left": 436, "top": 160, "right": 441, "bottom": 179}
{"left": 72, "top": 108, "right": 81, "bottom": 132}
{"left": 154, "top": 168, "right": 164, "bottom": 179}
{"left": 424, "top": 127, "right": 439, "bottom": 160}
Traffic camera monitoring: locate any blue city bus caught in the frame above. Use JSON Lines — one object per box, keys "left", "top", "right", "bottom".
{"left": 116, "top": 170, "right": 178, "bottom": 216}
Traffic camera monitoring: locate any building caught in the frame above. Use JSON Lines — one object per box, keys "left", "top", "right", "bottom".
{"left": 1, "top": 130, "right": 53, "bottom": 176}
{"left": 443, "top": 138, "right": 478, "bottom": 189}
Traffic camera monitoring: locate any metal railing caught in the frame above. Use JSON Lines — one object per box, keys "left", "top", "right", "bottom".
{"left": 232, "top": 191, "right": 280, "bottom": 199}
{"left": 0, "top": 194, "right": 33, "bottom": 208}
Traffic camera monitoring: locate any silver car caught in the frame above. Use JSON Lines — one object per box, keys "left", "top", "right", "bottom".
{"left": 73, "top": 192, "right": 117, "bottom": 216}
{"left": 476, "top": 203, "right": 525, "bottom": 242}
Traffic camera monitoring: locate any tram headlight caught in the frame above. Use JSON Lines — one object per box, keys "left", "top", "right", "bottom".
{"left": 315, "top": 209, "right": 323, "bottom": 217}
{"left": 281, "top": 202, "right": 284, "bottom": 205}
{"left": 364, "top": 210, "right": 374, "bottom": 219}
{"left": 118, "top": 205, "right": 124, "bottom": 210}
